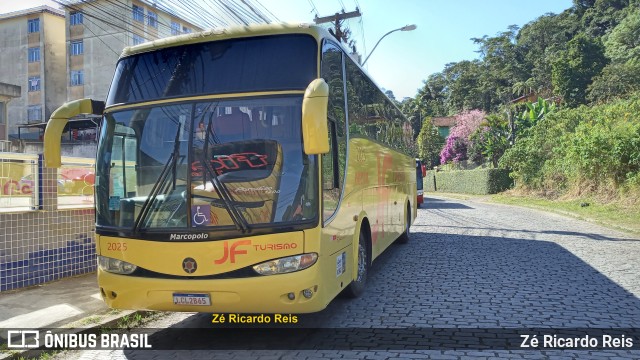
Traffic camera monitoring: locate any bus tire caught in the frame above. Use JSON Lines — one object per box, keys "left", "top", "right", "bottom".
{"left": 344, "top": 231, "right": 369, "bottom": 298}
{"left": 397, "top": 204, "right": 411, "bottom": 244}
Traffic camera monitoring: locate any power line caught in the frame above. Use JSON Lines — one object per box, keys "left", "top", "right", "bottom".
{"left": 53, "top": 0, "right": 130, "bottom": 50}
{"left": 214, "top": 0, "right": 250, "bottom": 25}
{"left": 220, "top": 0, "right": 261, "bottom": 24}
{"left": 307, "top": 0, "right": 319, "bottom": 17}
{"left": 161, "top": 0, "right": 223, "bottom": 28}
{"left": 52, "top": 0, "right": 280, "bottom": 53}
{"left": 358, "top": 16, "right": 366, "bottom": 59}
{"left": 242, "top": 0, "right": 280, "bottom": 23}
{"left": 353, "top": 0, "right": 365, "bottom": 58}
{"left": 231, "top": 0, "right": 267, "bottom": 23}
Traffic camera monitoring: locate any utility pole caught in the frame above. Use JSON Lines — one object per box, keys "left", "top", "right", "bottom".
{"left": 314, "top": 8, "right": 361, "bottom": 49}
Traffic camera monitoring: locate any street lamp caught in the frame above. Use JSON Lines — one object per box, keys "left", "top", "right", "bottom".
{"left": 361, "top": 24, "right": 417, "bottom": 66}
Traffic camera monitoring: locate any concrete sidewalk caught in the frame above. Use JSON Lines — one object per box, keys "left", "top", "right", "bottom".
{"left": 0, "top": 273, "right": 112, "bottom": 330}
{"left": 0, "top": 273, "right": 142, "bottom": 359}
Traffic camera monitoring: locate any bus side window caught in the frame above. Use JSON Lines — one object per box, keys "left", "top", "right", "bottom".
{"left": 321, "top": 40, "right": 347, "bottom": 222}
{"left": 322, "top": 120, "right": 340, "bottom": 218}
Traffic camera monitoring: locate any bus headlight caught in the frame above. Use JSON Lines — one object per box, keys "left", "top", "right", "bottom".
{"left": 98, "top": 256, "right": 137, "bottom": 275}
{"left": 253, "top": 253, "right": 318, "bottom": 275}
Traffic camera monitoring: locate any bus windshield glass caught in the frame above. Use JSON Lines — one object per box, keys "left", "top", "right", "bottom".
{"left": 95, "top": 96, "right": 318, "bottom": 232}
{"left": 106, "top": 34, "right": 316, "bottom": 105}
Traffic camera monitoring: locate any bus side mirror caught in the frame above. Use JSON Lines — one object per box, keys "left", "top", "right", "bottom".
{"left": 44, "top": 98, "right": 105, "bottom": 168}
{"left": 301, "top": 78, "right": 329, "bottom": 155}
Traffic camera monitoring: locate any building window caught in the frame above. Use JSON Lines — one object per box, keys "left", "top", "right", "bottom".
{"left": 171, "top": 21, "right": 180, "bottom": 35}
{"left": 132, "top": 34, "right": 145, "bottom": 45}
{"left": 132, "top": 5, "right": 144, "bottom": 22}
{"left": 28, "top": 47, "right": 40, "bottom": 62}
{"left": 70, "top": 12, "right": 83, "bottom": 25}
{"left": 28, "top": 105, "right": 42, "bottom": 122}
{"left": 70, "top": 40, "right": 83, "bottom": 55}
{"left": 28, "top": 76, "right": 41, "bottom": 92}
{"left": 182, "top": 26, "right": 191, "bottom": 34}
{"left": 147, "top": 10, "right": 157, "bottom": 28}
{"left": 71, "top": 70, "right": 84, "bottom": 86}
{"left": 28, "top": 18, "right": 40, "bottom": 33}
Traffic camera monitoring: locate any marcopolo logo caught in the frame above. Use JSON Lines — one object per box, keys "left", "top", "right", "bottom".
{"left": 170, "top": 233, "right": 209, "bottom": 240}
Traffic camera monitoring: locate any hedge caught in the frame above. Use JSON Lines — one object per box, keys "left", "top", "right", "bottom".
{"left": 424, "top": 169, "right": 513, "bottom": 195}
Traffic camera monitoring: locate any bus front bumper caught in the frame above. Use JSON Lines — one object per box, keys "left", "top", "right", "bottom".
{"left": 98, "top": 267, "right": 327, "bottom": 314}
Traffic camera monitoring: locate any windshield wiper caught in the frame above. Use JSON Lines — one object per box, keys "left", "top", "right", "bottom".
{"left": 198, "top": 117, "right": 251, "bottom": 233}
{"left": 133, "top": 122, "right": 183, "bottom": 233}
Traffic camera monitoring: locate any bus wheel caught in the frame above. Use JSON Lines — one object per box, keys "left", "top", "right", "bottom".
{"left": 344, "top": 231, "right": 368, "bottom": 298}
{"left": 397, "top": 205, "right": 411, "bottom": 244}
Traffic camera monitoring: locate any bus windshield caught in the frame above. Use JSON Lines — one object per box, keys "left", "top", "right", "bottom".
{"left": 106, "top": 34, "right": 316, "bottom": 105}
{"left": 95, "top": 96, "right": 317, "bottom": 233}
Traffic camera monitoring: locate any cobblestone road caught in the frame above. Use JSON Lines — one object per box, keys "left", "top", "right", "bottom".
{"left": 58, "top": 196, "right": 640, "bottom": 359}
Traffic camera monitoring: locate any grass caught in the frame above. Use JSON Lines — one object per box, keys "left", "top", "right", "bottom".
{"left": 77, "top": 316, "right": 101, "bottom": 326}
{"left": 113, "top": 311, "right": 166, "bottom": 329}
{"left": 488, "top": 193, "right": 640, "bottom": 235}
{"left": 15, "top": 350, "right": 63, "bottom": 360}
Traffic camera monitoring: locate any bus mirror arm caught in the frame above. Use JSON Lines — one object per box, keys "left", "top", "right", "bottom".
{"left": 301, "top": 78, "right": 330, "bottom": 155}
{"left": 44, "top": 99, "right": 105, "bottom": 168}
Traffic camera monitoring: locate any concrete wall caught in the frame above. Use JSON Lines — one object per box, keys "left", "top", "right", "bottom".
{"left": 0, "top": 15, "right": 30, "bottom": 131}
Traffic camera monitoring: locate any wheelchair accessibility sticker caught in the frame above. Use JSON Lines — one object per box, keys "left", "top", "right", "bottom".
{"left": 191, "top": 205, "right": 211, "bottom": 226}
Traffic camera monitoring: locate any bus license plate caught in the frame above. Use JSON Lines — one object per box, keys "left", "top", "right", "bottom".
{"left": 173, "top": 293, "right": 211, "bottom": 306}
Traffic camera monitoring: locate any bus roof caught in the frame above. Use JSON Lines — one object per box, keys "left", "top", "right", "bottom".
{"left": 121, "top": 23, "right": 331, "bottom": 59}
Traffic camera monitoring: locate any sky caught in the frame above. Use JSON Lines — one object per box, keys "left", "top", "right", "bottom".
{"left": 258, "top": 0, "right": 574, "bottom": 100}
{"left": 1, "top": 0, "right": 574, "bottom": 100}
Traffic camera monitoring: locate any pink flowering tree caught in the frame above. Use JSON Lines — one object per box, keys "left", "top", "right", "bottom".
{"left": 439, "top": 110, "right": 486, "bottom": 164}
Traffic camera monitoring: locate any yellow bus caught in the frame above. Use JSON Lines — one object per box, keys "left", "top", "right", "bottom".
{"left": 44, "top": 24, "right": 417, "bottom": 313}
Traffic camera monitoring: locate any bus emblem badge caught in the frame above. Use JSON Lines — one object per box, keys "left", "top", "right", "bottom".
{"left": 183, "top": 258, "right": 197, "bottom": 274}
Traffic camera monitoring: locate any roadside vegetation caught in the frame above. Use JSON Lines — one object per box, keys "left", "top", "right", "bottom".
{"left": 402, "top": 0, "right": 640, "bottom": 219}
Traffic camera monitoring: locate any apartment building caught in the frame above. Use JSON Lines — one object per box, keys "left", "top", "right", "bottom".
{"left": 65, "top": 0, "right": 201, "bottom": 102}
{"left": 0, "top": 6, "right": 66, "bottom": 140}
{"left": 0, "top": 1, "right": 201, "bottom": 142}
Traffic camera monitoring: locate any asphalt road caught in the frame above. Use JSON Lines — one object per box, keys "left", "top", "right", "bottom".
{"left": 58, "top": 195, "right": 640, "bottom": 359}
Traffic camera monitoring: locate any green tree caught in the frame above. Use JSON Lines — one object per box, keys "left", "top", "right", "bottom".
{"left": 588, "top": 62, "right": 640, "bottom": 103}
{"left": 469, "top": 114, "right": 510, "bottom": 167}
{"left": 552, "top": 33, "right": 607, "bottom": 107}
{"left": 443, "top": 60, "right": 485, "bottom": 113}
{"left": 471, "top": 26, "right": 528, "bottom": 110}
{"left": 516, "top": 11, "right": 581, "bottom": 98}
{"left": 580, "top": 0, "right": 630, "bottom": 37}
{"left": 603, "top": 8, "right": 640, "bottom": 64}
{"left": 416, "top": 117, "right": 444, "bottom": 167}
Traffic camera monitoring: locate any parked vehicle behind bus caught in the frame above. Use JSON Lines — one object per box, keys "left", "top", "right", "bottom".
{"left": 416, "top": 159, "right": 425, "bottom": 207}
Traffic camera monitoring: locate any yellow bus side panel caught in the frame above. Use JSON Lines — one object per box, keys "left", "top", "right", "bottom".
{"left": 318, "top": 137, "right": 416, "bottom": 303}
